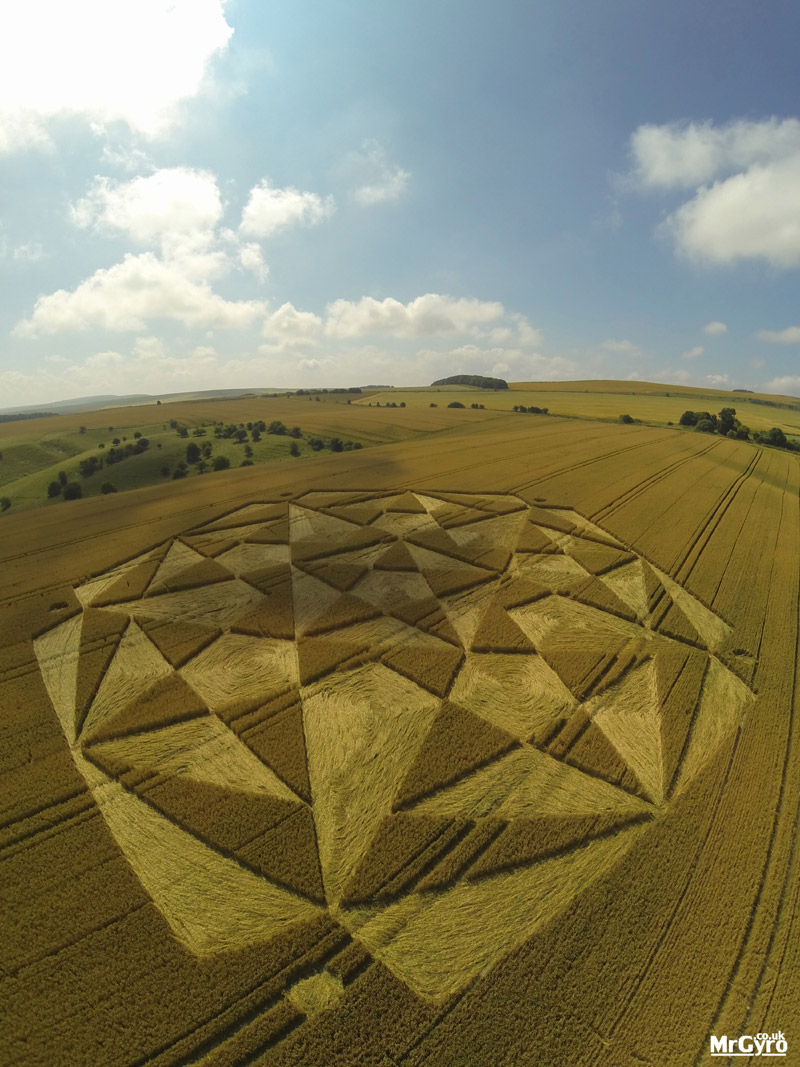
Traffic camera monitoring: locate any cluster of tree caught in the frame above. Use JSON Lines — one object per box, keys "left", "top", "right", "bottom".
{"left": 512, "top": 405, "right": 549, "bottom": 414}
{"left": 470, "top": 403, "right": 485, "bottom": 409}
{"left": 380, "top": 401, "right": 406, "bottom": 408}
{"left": 448, "top": 401, "right": 465, "bottom": 408}
{"left": 307, "top": 438, "right": 362, "bottom": 452}
{"left": 69, "top": 437, "right": 150, "bottom": 483}
{"left": 431, "top": 374, "right": 509, "bottom": 390}
{"left": 105, "top": 438, "right": 149, "bottom": 464}
{"left": 47, "top": 471, "right": 84, "bottom": 501}
{"left": 679, "top": 407, "right": 797, "bottom": 450}
{"left": 262, "top": 421, "right": 303, "bottom": 436}
{"left": 680, "top": 407, "right": 751, "bottom": 439}
{"left": 0, "top": 412, "right": 51, "bottom": 423}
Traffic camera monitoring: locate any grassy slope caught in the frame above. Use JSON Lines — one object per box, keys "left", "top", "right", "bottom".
{"left": 0, "top": 396, "right": 502, "bottom": 514}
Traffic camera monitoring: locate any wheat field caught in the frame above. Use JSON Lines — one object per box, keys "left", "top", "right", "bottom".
{"left": 1, "top": 408, "right": 798, "bottom": 1066}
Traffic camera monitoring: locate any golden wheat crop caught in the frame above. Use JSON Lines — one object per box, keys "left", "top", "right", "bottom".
{"left": 2, "top": 407, "right": 795, "bottom": 1066}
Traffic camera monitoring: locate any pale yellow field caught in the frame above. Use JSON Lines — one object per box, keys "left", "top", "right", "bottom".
{"left": 356, "top": 380, "right": 800, "bottom": 434}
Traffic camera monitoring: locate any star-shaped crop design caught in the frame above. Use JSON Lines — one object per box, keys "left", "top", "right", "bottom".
{"left": 34, "top": 490, "right": 753, "bottom": 1001}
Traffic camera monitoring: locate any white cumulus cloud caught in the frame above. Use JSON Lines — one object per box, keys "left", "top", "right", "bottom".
{"left": 702, "top": 320, "right": 727, "bottom": 335}
{"left": 240, "top": 179, "right": 335, "bottom": 238}
{"left": 755, "top": 326, "right": 800, "bottom": 344}
{"left": 261, "top": 302, "right": 323, "bottom": 350}
{"left": 13, "top": 250, "right": 266, "bottom": 335}
{"left": 681, "top": 346, "right": 704, "bottom": 360}
{"left": 324, "top": 294, "right": 505, "bottom": 339}
{"left": 630, "top": 117, "right": 800, "bottom": 189}
{"left": 762, "top": 375, "right": 800, "bottom": 396}
{"left": 630, "top": 118, "right": 800, "bottom": 268}
{"left": 71, "top": 167, "right": 223, "bottom": 253}
{"left": 0, "top": 0, "right": 233, "bottom": 151}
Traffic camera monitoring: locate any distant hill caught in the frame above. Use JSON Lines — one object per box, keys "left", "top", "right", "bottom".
{"left": 431, "top": 374, "right": 509, "bottom": 390}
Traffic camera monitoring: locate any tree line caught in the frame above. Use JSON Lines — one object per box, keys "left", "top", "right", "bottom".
{"left": 679, "top": 407, "right": 796, "bottom": 450}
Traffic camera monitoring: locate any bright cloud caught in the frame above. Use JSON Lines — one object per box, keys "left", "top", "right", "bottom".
{"left": 681, "top": 346, "right": 704, "bottom": 360}
{"left": 630, "top": 118, "right": 800, "bottom": 189}
{"left": 630, "top": 118, "right": 800, "bottom": 268}
{"left": 755, "top": 326, "right": 800, "bottom": 344}
{"left": 13, "top": 250, "right": 266, "bottom": 335}
{"left": 239, "top": 179, "right": 335, "bottom": 238}
{"left": 664, "top": 155, "right": 800, "bottom": 267}
{"left": 0, "top": 0, "right": 233, "bottom": 151}
{"left": 601, "top": 339, "right": 642, "bottom": 357}
{"left": 237, "top": 242, "right": 268, "bottom": 282}
{"left": 324, "top": 294, "right": 505, "bottom": 339}
{"left": 702, "top": 320, "right": 728, "bottom": 335}
{"left": 763, "top": 376, "right": 800, "bottom": 396}
{"left": 351, "top": 141, "right": 411, "bottom": 205}
{"left": 261, "top": 302, "right": 323, "bottom": 349}
{"left": 71, "top": 168, "right": 223, "bottom": 252}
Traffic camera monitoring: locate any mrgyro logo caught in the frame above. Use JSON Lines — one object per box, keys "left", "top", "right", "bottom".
{"left": 710, "top": 1032, "right": 787, "bottom": 1057}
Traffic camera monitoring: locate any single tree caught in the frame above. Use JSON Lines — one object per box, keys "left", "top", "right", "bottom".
{"left": 717, "top": 407, "right": 737, "bottom": 435}
{"left": 47, "top": 481, "right": 62, "bottom": 498}
{"left": 63, "top": 482, "right": 82, "bottom": 500}
{"left": 58, "top": 470, "right": 68, "bottom": 486}
{"left": 289, "top": 440, "right": 300, "bottom": 457}
{"left": 100, "top": 482, "right": 117, "bottom": 494}
{"left": 212, "top": 455, "right": 231, "bottom": 471}
{"left": 186, "top": 441, "right": 201, "bottom": 464}
{"left": 0, "top": 496, "right": 10, "bottom": 511}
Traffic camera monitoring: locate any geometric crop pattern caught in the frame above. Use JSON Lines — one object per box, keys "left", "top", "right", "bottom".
{"left": 34, "top": 490, "right": 753, "bottom": 1002}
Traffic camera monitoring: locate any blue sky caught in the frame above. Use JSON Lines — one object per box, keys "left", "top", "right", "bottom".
{"left": 2, "top": 0, "right": 800, "bottom": 405}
